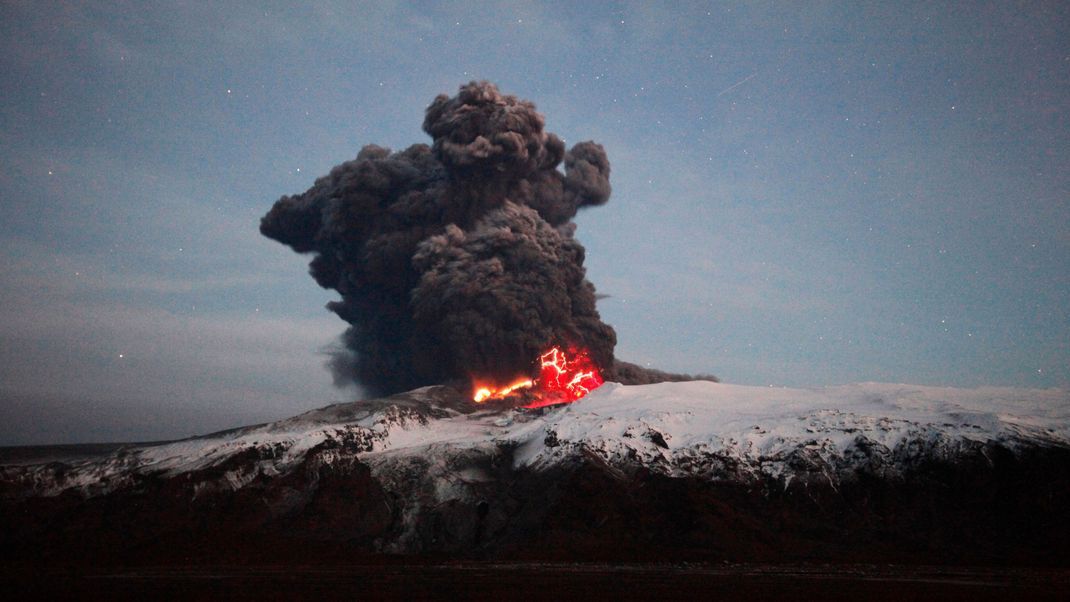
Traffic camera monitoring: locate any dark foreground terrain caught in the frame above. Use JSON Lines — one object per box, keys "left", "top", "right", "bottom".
{"left": 4, "top": 562, "right": 1069, "bottom": 601}
{"left": 3, "top": 441, "right": 1070, "bottom": 600}
{"left": 4, "top": 441, "right": 1070, "bottom": 564}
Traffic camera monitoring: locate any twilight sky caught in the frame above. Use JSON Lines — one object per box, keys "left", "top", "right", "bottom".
{"left": 1, "top": 1, "right": 1067, "bottom": 444}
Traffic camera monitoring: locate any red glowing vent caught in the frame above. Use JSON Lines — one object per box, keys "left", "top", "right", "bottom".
{"left": 471, "top": 345, "right": 604, "bottom": 408}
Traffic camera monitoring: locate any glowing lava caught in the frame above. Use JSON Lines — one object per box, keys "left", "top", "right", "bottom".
{"left": 471, "top": 345, "right": 604, "bottom": 408}
{"left": 473, "top": 378, "right": 535, "bottom": 403}
{"left": 530, "top": 346, "right": 604, "bottom": 407}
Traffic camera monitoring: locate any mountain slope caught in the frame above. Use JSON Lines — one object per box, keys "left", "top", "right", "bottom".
{"left": 2, "top": 381, "right": 1069, "bottom": 565}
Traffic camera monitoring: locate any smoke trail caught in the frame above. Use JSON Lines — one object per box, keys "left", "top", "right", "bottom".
{"left": 262, "top": 81, "right": 711, "bottom": 395}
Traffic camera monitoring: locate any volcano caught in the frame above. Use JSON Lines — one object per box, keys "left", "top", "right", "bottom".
{"left": 3, "top": 381, "right": 1069, "bottom": 574}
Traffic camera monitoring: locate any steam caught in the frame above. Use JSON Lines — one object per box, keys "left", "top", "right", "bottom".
{"left": 261, "top": 81, "right": 711, "bottom": 395}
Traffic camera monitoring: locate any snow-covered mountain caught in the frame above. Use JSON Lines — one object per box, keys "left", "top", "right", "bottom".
{"left": 3, "top": 381, "right": 1069, "bottom": 564}
{"left": 5, "top": 381, "right": 1067, "bottom": 496}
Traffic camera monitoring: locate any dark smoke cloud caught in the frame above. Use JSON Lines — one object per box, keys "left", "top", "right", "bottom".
{"left": 261, "top": 81, "right": 713, "bottom": 396}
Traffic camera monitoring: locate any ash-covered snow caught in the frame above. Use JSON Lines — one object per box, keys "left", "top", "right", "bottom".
{"left": 3, "top": 381, "right": 1067, "bottom": 498}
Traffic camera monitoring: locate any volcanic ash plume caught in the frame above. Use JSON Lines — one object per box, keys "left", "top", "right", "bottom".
{"left": 261, "top": 81, "right": 709, "bottom": 398}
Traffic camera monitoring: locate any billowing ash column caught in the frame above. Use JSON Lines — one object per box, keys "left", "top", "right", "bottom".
{"left": 261, "top": 81, "right": 616, "bottom": 396}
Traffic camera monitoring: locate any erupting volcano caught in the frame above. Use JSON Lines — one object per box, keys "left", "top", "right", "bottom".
{"left": 261, "top": 81, "right": 700, "bottom": 397}
{"left": 472, "top": 345, "right": 605, "bottom": 408}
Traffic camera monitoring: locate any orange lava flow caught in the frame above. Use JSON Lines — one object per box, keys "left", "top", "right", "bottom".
{"left": 471, "top": 345, "right": 604, "bottom": 408}
{"left": 472, "top": 378, "right": 535, "bottom": 403}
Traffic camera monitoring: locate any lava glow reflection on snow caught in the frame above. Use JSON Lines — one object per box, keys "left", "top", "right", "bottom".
{"left": 471, "top": 346, "right": 604, "bottom": 408}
